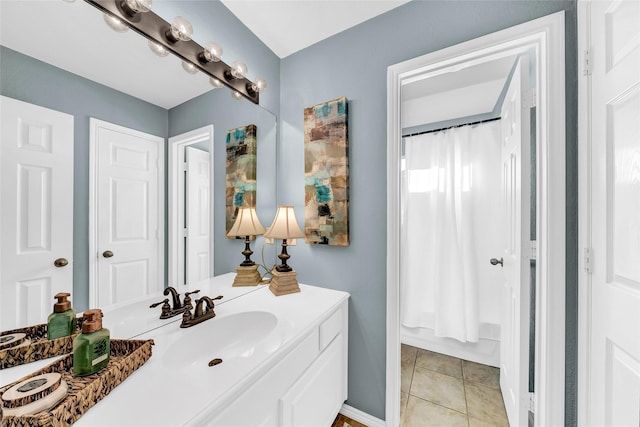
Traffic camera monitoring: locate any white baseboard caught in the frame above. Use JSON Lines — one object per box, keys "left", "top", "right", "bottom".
{"left": 340, "top": 404, "right": 386, "bottom": 427}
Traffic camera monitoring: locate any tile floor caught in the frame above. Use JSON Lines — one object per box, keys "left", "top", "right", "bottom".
{"left": 401, "top": 344, "right": 509, "bottom": 427}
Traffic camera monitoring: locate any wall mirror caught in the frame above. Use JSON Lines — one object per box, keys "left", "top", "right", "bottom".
{"left": 0, "top": 0, "right": 277, "bottom": 330}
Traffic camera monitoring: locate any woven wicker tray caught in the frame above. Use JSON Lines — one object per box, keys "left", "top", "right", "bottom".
{"left": 0, "top": 323, "right": 83, "bottom": 370}
{"left": 0, "top": 339, "right": 154, "bottom": 427}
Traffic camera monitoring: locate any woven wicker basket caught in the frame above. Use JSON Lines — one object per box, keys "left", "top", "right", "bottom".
{"left": 0, "top": 339, "right": 153, "bottom": 426}
{"left": 0, "top": 322, "right": 83, "bottom": 370}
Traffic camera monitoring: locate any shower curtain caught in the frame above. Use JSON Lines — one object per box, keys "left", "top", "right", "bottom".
{"left": 400, "top": 122, "right": 501, "bottom": 343}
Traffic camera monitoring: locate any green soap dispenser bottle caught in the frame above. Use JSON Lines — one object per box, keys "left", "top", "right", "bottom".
{"left": 73, "top": 309, "right": 110, "bottom": 377}
{"left": 47, "top": 292, "right": 77, "bottom": 340}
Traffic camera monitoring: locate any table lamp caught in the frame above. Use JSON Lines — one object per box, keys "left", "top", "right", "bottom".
{"left": 226, "top": 207, "right": 266, "bottom": 286}
{"left": 263, "top": 205, "right": 305, "bottom": 296}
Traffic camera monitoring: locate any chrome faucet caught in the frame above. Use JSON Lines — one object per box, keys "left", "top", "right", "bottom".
{"left": 181, "top": 295, "right": 223, "bottom": 328}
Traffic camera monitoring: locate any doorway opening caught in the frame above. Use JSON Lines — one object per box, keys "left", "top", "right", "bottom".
{"left": 387, "top": 12, "right": 566, "bottom": 427}
{"left": 168, "top": 125, "right": 215, "bottom": 289}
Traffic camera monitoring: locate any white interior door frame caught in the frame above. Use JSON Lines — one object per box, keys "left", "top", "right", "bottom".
{"left": 387, "top": 12, "right": 566, "bottom": 427}
{"left": 168, "top": 125, "right": 214, "bottom": 288}
{"left": 577, "top": 3, "right": 591, "bottom": 423}
{"left": 88, "top": 119, "right": 165, "bottom": 308}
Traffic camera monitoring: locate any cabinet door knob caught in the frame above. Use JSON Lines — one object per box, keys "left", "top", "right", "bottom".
{"left": 103, "top": 250, "right": 114, "bottom": 258}
{"left": 490, "top": 257, "right": 504, "bottom": 267}
{"left": 54, "top": 258, "right": 69, "bottom": 268}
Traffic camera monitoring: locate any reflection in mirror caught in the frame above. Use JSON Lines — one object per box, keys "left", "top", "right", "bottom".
{"left": 0, "top": 1, "right": 277, "bottom": 331}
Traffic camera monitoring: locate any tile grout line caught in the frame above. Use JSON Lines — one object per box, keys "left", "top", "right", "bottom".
{"left": 461, "top": 360, "right": 471, "bottom": 427}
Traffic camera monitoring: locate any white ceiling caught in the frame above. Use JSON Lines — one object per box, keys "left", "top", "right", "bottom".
{"left": 0, "top": 0, "right": 410, "bottom": 108}
{"left": 401, "top": 55, "right": 517, "bottom": 128}
{"left": 220, "top": 0, "right": 412, "bottom": 58}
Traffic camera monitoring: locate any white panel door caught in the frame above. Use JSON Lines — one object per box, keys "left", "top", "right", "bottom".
{"left": 0, "top": 96, "right": 73, "bottom": 330}
{"left": 588, "top": 1, "right": 640, "bottom": 425}
{"left": 91, "top": 119, "right": 163, "bottom": 308}
{"left": 185, "top": 146, "right": 210, "bottom": 283}
{"left": 499, "top": 57, "right": 531, "bottom": 427}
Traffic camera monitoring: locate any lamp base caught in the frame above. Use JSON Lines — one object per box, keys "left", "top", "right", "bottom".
{"left": 269, "top": 269, "right": 300, "bottom": 296}
{"left": 232, "top": 264, "right": 262, "bottom": 287}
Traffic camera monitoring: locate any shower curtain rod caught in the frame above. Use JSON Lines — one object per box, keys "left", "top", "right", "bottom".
{"left": 402, "top": 116, "right": 501, "bottom": 138}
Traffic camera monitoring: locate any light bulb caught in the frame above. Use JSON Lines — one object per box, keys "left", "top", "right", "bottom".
{"left": 181, "top": 61, "right": 199, "bottom": 74}
{"left": 230, "top": 61, "right": 248, "bottom": 79}
{"left": 251, "top": 77, "right": 267, "bottom": 93}
{"left": 231, "top": 91, "right": 243, "bottom": 101}
{"left": 148, "top": 40, "right": 169, "bottom": 57}
{"left": 103, "top": 13, "right": 129, "bottom": 33}
{"left": 209, "top": 77, "right": 223, "bottom": 89}
{"left": 123, "top": 0, "right": 152, "bottom": 13}
{"left": 202, "top": 41, "right": 223, "bottom": 62}
{"left": 168, "top": 16, "right": 193, "bottom": 42}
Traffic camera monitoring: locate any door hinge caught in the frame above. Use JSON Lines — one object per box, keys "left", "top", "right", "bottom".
{"left": 583, "top": 49, "right": 592, "bottom": 76}
{"left": 182, "top": 161, "right": 189, "bottom": 173}
{"left": 529, "top": 89, "right": 537, "bottom": 108}
{"left": 183, "top": 227, "right": 188, "bottom": 238}
{"left": 584, "top": 247, "right": 593, "bottom": 274}
{"left": 530, "top": 240, "right": 537, "bottom": 261}
{"left": 529, "top": 392, "right": 536, "bottom": 413}
{"left": 523, "top": 88, "right": 537, "bottom": 109}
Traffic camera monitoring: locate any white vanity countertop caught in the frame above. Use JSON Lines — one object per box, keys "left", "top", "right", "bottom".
{"left": 0, "top": 273, "right": 265, "bottom": 388}
{"left": 75, "top": 282, "right": 349, "bottom": 426}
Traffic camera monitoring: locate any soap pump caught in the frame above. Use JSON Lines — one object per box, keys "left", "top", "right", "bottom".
{"left": 73, "top": 309, "right": 110, "bottom": 377}
{"left": 47, "top": 292, "right": 77, "bottom": 340}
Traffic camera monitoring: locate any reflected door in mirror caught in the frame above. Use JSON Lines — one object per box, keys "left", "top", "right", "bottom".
{"left": 91, "top": 119, "right": 163, "bottom": 309}
{"left": 1, "top": 97, "right": 74, "bottom": 330}
{"left": 185, "top": 147, "right": 210, "bottom": 283}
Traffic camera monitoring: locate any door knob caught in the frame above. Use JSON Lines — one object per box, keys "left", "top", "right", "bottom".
{"left": 53, "top": 258, "right": 69, "bottom": 268}
{"left": 490, "top": 257, "right": 504, "bottom": 267}
{"left": 103, "top": 250, "right": 114, "bottom": 258}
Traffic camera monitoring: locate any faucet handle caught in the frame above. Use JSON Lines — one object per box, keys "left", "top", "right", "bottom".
{"left": 183, "top": 289, "right": 200, "bottom": 308}
{"left": 150, "top": 299, "right": 171, "bottom": 319}
{"left": 149, "top": 298, "right": 169, "bottom": 309}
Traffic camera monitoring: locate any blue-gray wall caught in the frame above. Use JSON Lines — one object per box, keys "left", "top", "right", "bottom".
{"left": 0, "top": 46, "right": 168, "bottom": 312}
{"left": 279, "top": 1, "right": 577, "bottom": 423}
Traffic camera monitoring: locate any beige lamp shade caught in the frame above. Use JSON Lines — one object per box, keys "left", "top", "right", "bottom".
{"left": 227, "top": 207, "right": 266, "bottom": 237}
{"left": 264, "top": 206, "right": 305, "bottom": 239}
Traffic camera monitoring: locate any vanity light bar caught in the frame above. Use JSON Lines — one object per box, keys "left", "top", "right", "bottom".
{"left": 84, "top": 0, "right": 260, "bottom": 104}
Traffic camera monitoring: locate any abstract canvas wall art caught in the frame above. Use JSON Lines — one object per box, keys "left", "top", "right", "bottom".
{"left": 226, "top": 124, "right": 257, "bottom": 237}
{"left": 304, "top": 97, "right": 349, "bottom": 246}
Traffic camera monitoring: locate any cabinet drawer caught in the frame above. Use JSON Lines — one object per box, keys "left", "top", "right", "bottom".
{"left": 319, "top": 307, "right": 343, "bottom": 351}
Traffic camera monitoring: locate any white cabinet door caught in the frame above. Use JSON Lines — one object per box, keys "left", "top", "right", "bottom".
{"left": 90, "top": 119, "right": 163, "bottom": 308}
{"left": 499, "top": 56, "right": 531, "bottom": 427}
{"left": 0, "top": 96, "right": 73, "bottom": 330}
{"left": 280, "top": 336, "right": 345, "bottom": 427}
{"left": 186, "top": 146, "right": 210, "bottom": 284}
{"left": 587, "top": 0, "right": 640, "bottom": 425}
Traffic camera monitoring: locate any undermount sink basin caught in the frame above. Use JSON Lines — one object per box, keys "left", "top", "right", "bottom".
{"left": 162, "top": 311, "right": 278, "bottom": 369}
